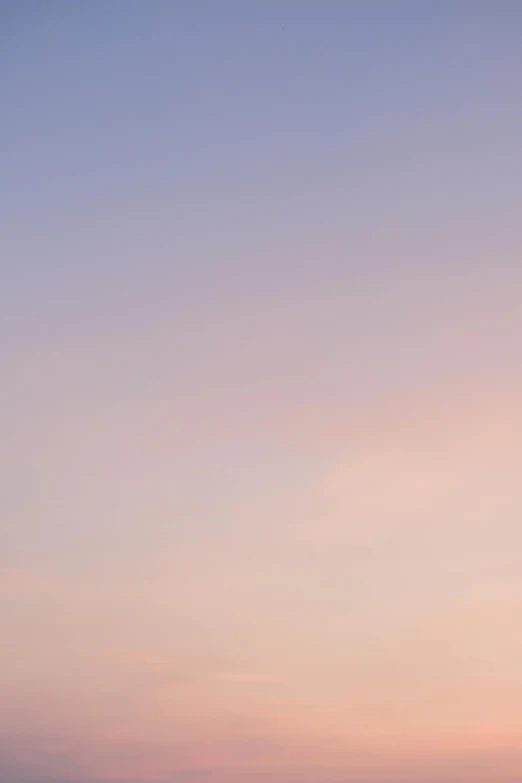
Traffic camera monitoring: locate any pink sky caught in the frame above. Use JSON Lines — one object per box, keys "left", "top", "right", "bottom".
{"left": 2, "top": 2, "right": 522, "bottom": 782}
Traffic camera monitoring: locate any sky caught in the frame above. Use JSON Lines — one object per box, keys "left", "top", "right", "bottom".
{"left": 1, "top": 1, "right": 522, "bottom": 781}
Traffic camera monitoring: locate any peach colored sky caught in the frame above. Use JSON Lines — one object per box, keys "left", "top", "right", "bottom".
{"left": 2, "top": 2, "right": 522, "bottom": 782}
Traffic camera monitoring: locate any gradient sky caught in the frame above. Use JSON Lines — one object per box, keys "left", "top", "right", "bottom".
{"left": 2, "top": 2, "right": 522, "bottom": 782}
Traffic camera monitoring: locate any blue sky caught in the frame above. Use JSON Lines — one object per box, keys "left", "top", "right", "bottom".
{"left": 2, "top": 3, "right": 522, "bottom": 782}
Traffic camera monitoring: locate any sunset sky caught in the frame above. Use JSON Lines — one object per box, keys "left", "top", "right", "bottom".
{"left": 2, "top": 2, "right": 522, "bottom": 782}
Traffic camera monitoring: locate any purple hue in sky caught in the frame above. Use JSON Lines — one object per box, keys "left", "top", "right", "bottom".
{"left": 2, "top": 2, "right": 522, "bottom": 782}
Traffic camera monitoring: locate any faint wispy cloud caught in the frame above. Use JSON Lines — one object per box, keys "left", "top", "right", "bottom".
{"left": 299, "top": 387, "right": 522, "bottom": 544}
{"left": 0, "top": 567, "right": 58, "bottom": 596}
{"left": 216, "top": 672, "right": 286, "bottom": 686}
